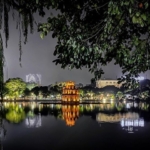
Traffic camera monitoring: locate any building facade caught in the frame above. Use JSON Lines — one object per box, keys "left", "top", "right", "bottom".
{"left": 96, "top": 79, "right": 122, "bottom": 88}
{"left": 26, "top": 74, "right": 41, "bottom": 85}
{"left": 62, "top": 81, "right": 79, "bottom": 103}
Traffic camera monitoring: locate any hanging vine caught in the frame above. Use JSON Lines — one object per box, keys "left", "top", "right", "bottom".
{"left": 0, "top": 33, "right": 4, "bottom": 100}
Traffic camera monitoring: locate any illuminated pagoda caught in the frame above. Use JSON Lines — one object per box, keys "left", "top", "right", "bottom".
{"left": 62, "top": 81, "right": 79, "bottom": 103}
{"left": 62, "top": 105, "right": 79, "bottom": 126}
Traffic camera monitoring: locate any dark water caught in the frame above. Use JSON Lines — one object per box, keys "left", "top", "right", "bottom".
{"left": 0, "top": 101, "right": 150, "bottom": 150}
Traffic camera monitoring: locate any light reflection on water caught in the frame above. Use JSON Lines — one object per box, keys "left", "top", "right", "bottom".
{"left": 0, "top": 101, "right": 150, "bottom": 149}
{"left": 1, "top": 101, "right": 149, "bottom": 125}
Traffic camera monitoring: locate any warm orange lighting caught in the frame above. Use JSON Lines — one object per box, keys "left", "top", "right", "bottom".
{"left": 62, "top": 105, "right": 79, "bottom": 126}
{"left": 62, "top": 81, "right": 79, "bottom": 103}
{"left": 139, "top": 3, "right": 143, "bottom": 8}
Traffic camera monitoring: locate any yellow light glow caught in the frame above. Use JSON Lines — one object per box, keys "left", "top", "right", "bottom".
{"left": 103, "top": 99, "right": 106, "bottom": 103}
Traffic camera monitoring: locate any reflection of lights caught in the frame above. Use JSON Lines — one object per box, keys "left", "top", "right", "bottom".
{"left": 26, "top": 113, "right": 41, "bottom": 128}
{"left": 134, "top": 103, "right": 138, "bottom": 108}
{"left": 51, "top": 104, "right": 54, "bottom": 109}
{"left": 103, "top": 99, "right": 106, "bottom": 103}
{"left": 126, "top": 103, "right": 130, "bottom": 109}
{"left": 128, "top": 126, "right": 133, "bottom": 133}
{"left": 121, "top": 118, "right": 144, "bottom": 127}
{"left": 0, "top": 127, "right": 5, "bottom": 139}
{"left": 31, "top": 103, "right": 35, "bottom": 110}
{"left": 134, "top": 120, "right": 139, "bottom": 126}
{"left": 139, "top": 119, "right": 144, "bottom": 127}
{"left": 121, "top": 119, "right": 124, "bottom": 127}
{"left": 90, "top": 104, "right": 93, "bottom": 109}
{"left": 110, "top": 98, "right": 114, "bottom": 103}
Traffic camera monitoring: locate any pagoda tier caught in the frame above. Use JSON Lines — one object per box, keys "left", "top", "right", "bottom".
{"left": 62, "top": 105, "right": 79, "bottom": 126}
{"left": 62, "top": 81, "right": 79, "bottom": 103}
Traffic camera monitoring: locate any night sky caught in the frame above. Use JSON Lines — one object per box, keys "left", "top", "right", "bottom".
{"left": 2, "top": 12, "right": 150, "bottom": 86}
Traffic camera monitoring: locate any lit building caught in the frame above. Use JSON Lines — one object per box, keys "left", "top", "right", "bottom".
{"left": 96, "top": 79, "right": 122, "bottom": 88}
{"left": 96, "top": 112, "right": 144, "bottom": 133}
{"left": 96, "top": 112, "right": 139, "bottom": 123}
{"left": 62, "top": 105, "right": 79, "bottom": 126}
{"left": 62, "top": 81, "right": 80, "bottom": 103}
{"left": 26, "top": 74, "right": 41, "bottom": 85}
{"left": 25, "top": 113, "right": 42, "bottom": 128}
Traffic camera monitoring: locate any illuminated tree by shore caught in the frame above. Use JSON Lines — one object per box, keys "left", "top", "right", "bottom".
{"left": 5, "top": 104, "right": 25, "bottom": 123}
{"left": 4, "top": 78, "right": 26, "bottom": 99}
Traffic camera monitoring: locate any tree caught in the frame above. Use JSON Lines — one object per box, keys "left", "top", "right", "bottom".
{"left": 138, "top": 90, "right": 150, "bottom": 100}
{"left": 49, "top": 82, "right": 65, "bottom": 98}
{"left": 26, "top": 82, "right": 38, "bottom": 90}
{"left": 0, "top": 34, "right": 4, "bottom": 100}
{"left": 23, "top": 88, "right": 31, "bottom": 99}
{"left": 38, "top": 0, "right": 150, "bottom": 88}
{"left": 78, "top": 89, "right": 85, "bottom": 98}
{"left": 0, "top": 0, "right": 53, "bottom": 98}
{"left": 31, "top": 86, "right": 40, "bottom": 99}
{"left": 116, "top": 91, "right": 124, "bottom": 100}
{"left": 39, "top": 86, "right": 49, "bottom": 98}
{"left": 4, "top": 78, "right": 26, "bottom": 99}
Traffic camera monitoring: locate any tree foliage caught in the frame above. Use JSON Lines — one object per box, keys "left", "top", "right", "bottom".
{"left": 0, "top": 0, "right": 150, "bottom": 91}
{"left": 38, "top": 0, "right": 150, "bottom": 88}
{"left": 4, "top": 78, "right": 26, "bottom": 99}
{"left": 5, "top": 104, "right": 25, "bottom": 123}
{"left": 26, "top": 82, "right": 38, "bottom": 90}
{"left": 0, "top": 34, "right": 4, "bottom": 99}
{"left": 116, "top": 91, "right": 124, "bottom": 100}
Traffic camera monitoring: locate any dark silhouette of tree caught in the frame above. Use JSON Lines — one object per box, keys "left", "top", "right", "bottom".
{"left": 31, "top": 86, "right": 40, "bottom": 99}
{"left": 0, "top": 0, "right": 150, "bottom": 94}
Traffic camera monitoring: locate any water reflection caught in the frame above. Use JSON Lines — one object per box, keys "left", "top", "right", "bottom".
{"left": 96, "top": 112, "right": 144, "bottom": 133}
{"left": 62, "top": 105, "right": 79, "bottom": 126}
{"left": 0, "top": 104, "right": 6, "bottom": 150}
{"left": 96, "top": 112, "right": 140, "bottom": 123}
{"left": 121, "top": 118, "right": 144, "bottom": 133}
{"left": 25, "top": 113, "right": 41, "bottom": 128}
{"left": 1, "top": 101, "right": 150, "bottom": 129}
{"left": 1, "top": 101, "right": 150, "bottom": 150}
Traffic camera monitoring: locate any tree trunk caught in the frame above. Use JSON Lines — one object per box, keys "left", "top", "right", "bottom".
{"left": 0, "top": 33, "right": 4, "bottom": 101}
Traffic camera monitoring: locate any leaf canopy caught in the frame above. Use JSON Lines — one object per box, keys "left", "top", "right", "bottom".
{"left": 0, "top": 0, "right": 150, "bottom": 89}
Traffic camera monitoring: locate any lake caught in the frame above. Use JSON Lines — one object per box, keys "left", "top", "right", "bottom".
{"left": 0, "top": 101, "right": 150, "bottom": 150}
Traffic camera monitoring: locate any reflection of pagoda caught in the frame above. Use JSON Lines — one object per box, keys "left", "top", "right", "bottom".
{"left": 62, "top": 81, "right": 79, "bottom": 103}
{"left": 62, "top": 105, "right": 79, "bottom": 126}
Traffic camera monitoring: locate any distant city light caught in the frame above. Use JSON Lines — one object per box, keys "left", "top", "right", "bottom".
{"left": 135, "top": 76, "right": 144, "bottom": 80}
{"left": 103, "top": 98, "right": 106, "bottom": 103}
{"left": 26, "top": 74, "right": 42, "bottom": 85}
{"left": 121, "top": 118, "right": 144, "bottom": 127}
